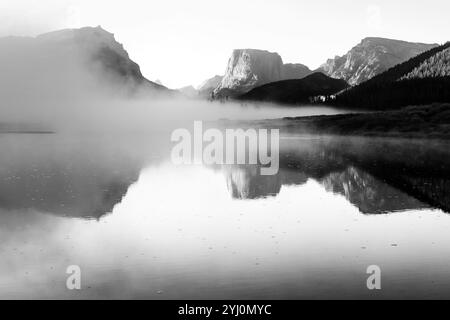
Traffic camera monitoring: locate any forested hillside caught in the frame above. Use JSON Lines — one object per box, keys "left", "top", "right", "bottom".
{"left": 333, "top": 42, "right": 450, "bottom": 110}
{"left": 401, "top": 48, "right": 450, "bottom": 80}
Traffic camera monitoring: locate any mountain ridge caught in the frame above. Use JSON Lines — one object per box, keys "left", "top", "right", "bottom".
{"left": 332, "top": 42, "right": 450, "bottom": 109}
{"left": 197, "top": 75, "right": 223, "bottom": 98}
{"left": 0, "top": 26, "right": 172, "bottom": 98}
{"left": 318, "top": 37, "right": 438, "bottom": 86}
{"left": 238, "top": 72, "right": 349, "bottom": 105}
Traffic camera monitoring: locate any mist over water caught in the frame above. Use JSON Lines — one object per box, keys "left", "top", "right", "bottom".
{"left": 0, "top": 33, "right": 347, "bottom": 135}
{"left": 1, "top": 95, "right": 346, "bottom": 135}
{"left": 2, "top": 27, "right": 450, "bottom": 300}
{"left": 1, "top": 132, "right": 450, "bottom": 299}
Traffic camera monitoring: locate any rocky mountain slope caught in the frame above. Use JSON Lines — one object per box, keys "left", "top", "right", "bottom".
{"left": 197, "top": 75, "right": 223, "bottom": 98}
{"left": 238, "top": 72, "right": 348, "bottom": 105}
{"left": 333, "top": 42, "right": 450, "bottom": 109}
{"left": 318, "top": 37, "right": 438, "bottom": 85}
{"left": 213, "top": 49, "right": 312, "bottom": 98}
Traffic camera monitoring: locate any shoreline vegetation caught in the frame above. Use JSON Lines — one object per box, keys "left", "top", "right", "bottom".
{"left": 220, "top": 103, "right": 450, "bottom": 140}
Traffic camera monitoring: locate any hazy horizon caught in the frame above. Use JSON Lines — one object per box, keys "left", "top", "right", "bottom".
{"left": 1, "top": 0, "right": 449, "bottom": 88}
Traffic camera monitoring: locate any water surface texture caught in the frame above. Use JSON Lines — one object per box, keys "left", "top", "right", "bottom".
{"left": 1, "top": 132, "right": 450, "bottom": 299}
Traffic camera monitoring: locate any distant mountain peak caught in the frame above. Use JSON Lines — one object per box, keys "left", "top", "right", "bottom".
{"left": 333, "top": 42, "right": 450, "bottom": 109}
{"left": 177, "top": 85, "right": 198, "bottom": 98}
{"left": 197, "top": 75, "right": 223, "bottom": 98}
{"left": 38, "top": 26, "right": 115, "bottom": 41}
{"left": 37, "top": 26, "right": 129, "bottom": 59}
{"left": 319, "top": 38, "right": 438, "bottom": 85}
{"left": 360, "top": 36, "right": 435, "bottom": 46}
{"left": 197, "top": 75, "right": 222, "bottom": 90}
{"left": 0, "top": 26, "right": 172, "bottom": 98}
{"left": 213, "top": 49, "right": 312, "bottom": 98}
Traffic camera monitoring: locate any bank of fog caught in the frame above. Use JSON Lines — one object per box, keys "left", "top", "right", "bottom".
{"left": 0, "top": 41, "right": 341, "bottom": 134}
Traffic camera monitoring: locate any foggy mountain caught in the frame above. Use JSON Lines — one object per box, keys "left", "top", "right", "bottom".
{"left": 318, "top": 37, "right": 438, "bottom": 85}
{"left": 213, "top": 49, "right": 312, "bottom": 98}
{"left": 0, "top": 26, "right": 173, "bottom": 100}
{"left": 177, "top": 85, "right": 198, "bottom": 98}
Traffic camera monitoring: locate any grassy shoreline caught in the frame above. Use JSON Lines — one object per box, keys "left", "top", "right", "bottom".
{"left": 224, "top": 103, "right": 450, "bottom": 140}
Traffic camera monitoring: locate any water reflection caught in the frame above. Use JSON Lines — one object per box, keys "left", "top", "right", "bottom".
{"left": 0, "top": 134, "right": 448, "bottom": 218}
{"left": 0, "top": 133, "right": 164, "bottom": 219}
{"left": 215, "top": 136, "right": 450, "bottom": 215}
{"left": 1, "top": 133, "right": 450, "bottom": 298}
{"left": 0, "top": 161, "right": 139, "bottom": 219}
{"left": 222, "top": 164, "right": 428, "bottom": 214}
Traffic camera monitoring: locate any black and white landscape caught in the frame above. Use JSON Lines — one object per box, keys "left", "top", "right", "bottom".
{"left": 0, "top": 0, "right": 450, "bottom": 301}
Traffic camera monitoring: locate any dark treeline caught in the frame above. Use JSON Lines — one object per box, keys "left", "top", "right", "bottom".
{"left": 332, "top": 42, "right": 450, "bottom": 110}
{"left": 237, "top": 72, "right": 349, "bottom": 105}
{"left": 335, "top": 76, "right": 450, "bottom": 110}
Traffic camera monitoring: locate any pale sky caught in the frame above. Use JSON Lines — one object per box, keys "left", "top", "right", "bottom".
{"left": 1, "top": 0, "right": 449, "bottom": 88}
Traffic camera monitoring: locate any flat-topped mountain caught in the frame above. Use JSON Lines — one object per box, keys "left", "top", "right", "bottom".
{"left": 213, "top": 49, "right": 312, "bottom": 98}
{"left": 318, "top": 37, "right": 438, "bottom": 85}
{"left": 238, "top": 72, "right": 349, "bottom": 105}
{"left": 214, "top": 49, "right": 284, "bottom": 98}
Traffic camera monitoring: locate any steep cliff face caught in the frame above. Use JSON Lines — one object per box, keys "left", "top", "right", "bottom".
{"left": 213, "top": 49, "right": 313, "bottom": 98}
{"left": 214, "top": 49, "right": 284, "bottom": 98}
{"left": 319, "top": 37, "right": 438, "bottom": 85}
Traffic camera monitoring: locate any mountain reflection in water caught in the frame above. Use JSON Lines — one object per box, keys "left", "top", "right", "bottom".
{"left": 224, "top": 165, "right": 428, "bottom": 214}
{"left": 0, "top": 134, "right": 449, "bottom": 218}
{"left": 1, "top": 133, "right": 450, "bottom": 299}
{"left": 0, "top": 134, "right": 160, "bottom": 219}
{"left": 218, "top": 136, "right": 450, "bottom": 215}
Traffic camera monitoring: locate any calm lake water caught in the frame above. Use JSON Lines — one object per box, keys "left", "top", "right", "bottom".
{"left": 1, "top": 127, "right": 450, "bottom": 299}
